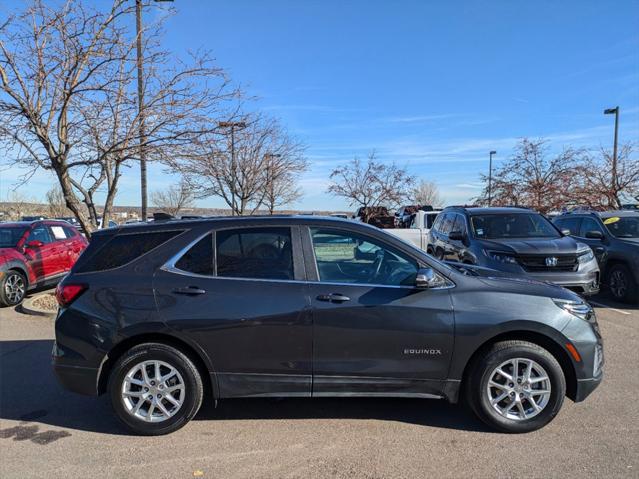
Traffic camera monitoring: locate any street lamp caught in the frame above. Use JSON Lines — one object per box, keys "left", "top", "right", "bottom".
{"left": 218, "top": 121, "right": 247, "bottom": 215}
{"left": 604, "top": 106, "right": 620, "bottom": 200}
{"left": 136, "top": 0, "right": 174, "bottom": 221}
{"left": 488, "top": 150, "right": 497, "bottom": 206}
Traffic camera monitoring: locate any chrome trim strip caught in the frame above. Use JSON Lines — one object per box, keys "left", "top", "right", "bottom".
{"left": 162, "top": 228, "right": 455, "bottom": 290}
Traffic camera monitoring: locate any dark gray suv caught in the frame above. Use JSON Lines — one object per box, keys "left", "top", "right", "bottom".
{"left": 53, "top": 216, "right": 603, "bottom": 435}
{"left": 427, "top": 207, "right": 600, "bottom": 295}
{"left": 554, "top": 210, "right": 639, "bottom": 303}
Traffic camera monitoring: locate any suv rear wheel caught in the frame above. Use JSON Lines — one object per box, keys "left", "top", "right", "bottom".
{"left": 466, "top": 340, "right": 565, "bottom": 433}
{"left": 607, "top": 263, "right": 637, "bottom": 304}
{"left": 108, "top": 343, "right": 204, "bottom": 435}
{"left": 0, "top": 270, "right": 26, "bottom": 307}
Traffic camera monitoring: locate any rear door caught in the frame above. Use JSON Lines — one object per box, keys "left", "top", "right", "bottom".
{"left": 304, "top": 226, "right": 455, "bottom": 397}
{"left": 153, "top": 225, "right": 312, "bottom": 398}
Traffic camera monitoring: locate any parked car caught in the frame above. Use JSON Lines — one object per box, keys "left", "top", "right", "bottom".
{"left": 553, "top": 210, "right": 639, "bottom": 303}
{"left": 0, "top": 220, "right": 88, "bottom": 306}
{"left": 53, "top": 215, "right": 602, "bottom": 435}
{"left": 386, "top": 209, "right": 441, "bottom": 250}
{"left": 427, "top": 207, "right": 600, "bottom": 296}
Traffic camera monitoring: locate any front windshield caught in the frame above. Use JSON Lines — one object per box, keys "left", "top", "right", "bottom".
{"left": 603, "top": 216, "right": 639, "bottom": 238}
{"left": 0, "top": 226, "right": 28, "bottom": 248}
{"left": 471, "top": 213, "right": 560, "bottom": 239}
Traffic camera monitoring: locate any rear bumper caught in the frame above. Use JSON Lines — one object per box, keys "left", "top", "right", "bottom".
{"left": 52, "top": 342, "right": 100, "bottom": 396}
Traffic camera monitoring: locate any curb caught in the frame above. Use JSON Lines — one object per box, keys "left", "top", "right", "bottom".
{"left": 19, "top": 292, "right": 57, "bottom": 318}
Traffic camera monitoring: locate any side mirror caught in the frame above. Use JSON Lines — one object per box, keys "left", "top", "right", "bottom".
{"left": 415, "top": 268, "right": 447, "bottom": 289}
{"left": 26, "top": 240, "right": 44, "bottom": 248}
{"left": 585, "top": 230, "right": 604, "bottom": 240}
{"left": 448, "top": 230, "right": 464, "bottom": 241}
{"left": 561, "top": 229, "right": 571, "bottom": 236}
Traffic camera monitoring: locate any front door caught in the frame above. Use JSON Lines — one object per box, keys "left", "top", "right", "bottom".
{"left": 577, "top": 217, "right": 607, "bottom": 264}
{"left": 153, "top": 226, "right": 312, "bottom": 398}
{"left": 23, "top": 224, "right": 59, "bottom": 283}
{"left": 304, "top": 227, "right": 455, "bottom": 397}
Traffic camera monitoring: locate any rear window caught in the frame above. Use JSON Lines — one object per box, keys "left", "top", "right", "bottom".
{"left": 175, "top": 234, "right": 214, "bottom": 275}
{"left": 216, "top": 227, "right": 293, "bottom": 280}
{"left": 75, "top": 230, "right": 182, "bottom": 272}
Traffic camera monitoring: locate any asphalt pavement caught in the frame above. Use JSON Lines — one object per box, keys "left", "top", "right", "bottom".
{"left": 1, "top": 294, "right": 637, "bottom": 478}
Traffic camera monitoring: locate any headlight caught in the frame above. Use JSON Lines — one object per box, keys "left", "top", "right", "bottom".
{"left": 553, "top": 298, "right": 594, "bottom": 321}
{"left": 577, "top": 246, "right": 595, "bottom": 264}
{"left": 485, "top": 250, "right": 518, "bottom": 264}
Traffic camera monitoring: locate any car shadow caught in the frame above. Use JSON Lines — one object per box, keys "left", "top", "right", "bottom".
{"left": 0, "top": 339, "right": 490, "bottom": 435}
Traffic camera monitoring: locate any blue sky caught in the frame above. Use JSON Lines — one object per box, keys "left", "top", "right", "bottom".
{"left": 2, "top": 0, "right": 638, "bottom": 211}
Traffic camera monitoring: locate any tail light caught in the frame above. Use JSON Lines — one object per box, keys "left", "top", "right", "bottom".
{"left": 55, "top": 283, "right": 87, "bottom": 307}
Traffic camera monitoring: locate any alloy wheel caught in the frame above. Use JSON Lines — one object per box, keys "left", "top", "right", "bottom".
{"left": 610, "top": 270, "right": 627, "bottom": 299}
{"left": 4, "top": 273, "right": 25, "bottom": 304}
{"left": 486, "top": 358, "right": 551, "bottom": 421}
{"left": 121, "top": 360, "right": 185, "bottom": 423}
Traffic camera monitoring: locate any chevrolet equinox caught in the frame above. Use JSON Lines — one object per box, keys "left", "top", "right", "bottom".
{"left": 53, "top": 216, "right": 603, "bottom": 435}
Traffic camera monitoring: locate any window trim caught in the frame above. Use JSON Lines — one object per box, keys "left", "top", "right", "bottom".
{"left": 164, "top": 225, "right": 305, "bottom": 282}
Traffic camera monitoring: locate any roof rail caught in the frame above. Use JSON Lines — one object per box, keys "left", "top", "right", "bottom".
{"left": 153, "top": 212, "right": 174, "bottom": 221}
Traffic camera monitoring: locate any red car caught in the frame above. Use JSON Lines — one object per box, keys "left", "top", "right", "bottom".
{"left": 0, "top": 220, "right": 88, "bottom": 307}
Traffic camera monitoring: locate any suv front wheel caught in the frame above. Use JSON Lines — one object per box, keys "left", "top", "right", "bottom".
{"left": 0, "top": 270, "right": 27, "bottom": 307}
{"left": 607, "top": 263, "right": 637, "bottom": 304}
{"left": 108, "top": 343, "right": 204, "bottom": 435}
{"left": 466, "top": 340, "right": 566, "bottom": 433}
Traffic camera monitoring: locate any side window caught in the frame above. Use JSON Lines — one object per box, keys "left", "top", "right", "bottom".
{"left": 579, "top": 218, "right": 603, "bottom": 237}
{"left": 63, "top": 226, "right": 78, "bottom": 239}
{"left": 440, "top": 213, "right": 454, "bottom": 235}
{"left": 175, "top": 234, "right": 214, "bottom": 275}
{"left": 310, "top": 228, "right": 418, "bottom": 286}
{"left": 426, "top": 213, "right": 438, "bottom": 229}
{"left": 216, "top": 227, "right": 293, "bottom": 280}
{"left": 555, "top": 217, "right": 581, "bottom": 235}
{"left": 50, "top": 225, "right": 68, "bottom": 241}
{"left": 75, "top": 230, "right": 183, "bottom": 273}
{"left": 452, "top": 214, "right": 467, "bottom": 234}
{"left": 27, "top": 225, "right": 53, "bottom": 244}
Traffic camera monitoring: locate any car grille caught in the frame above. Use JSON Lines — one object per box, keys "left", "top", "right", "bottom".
{"left": 516, "top": 254, "right": 579, "bottom": 272}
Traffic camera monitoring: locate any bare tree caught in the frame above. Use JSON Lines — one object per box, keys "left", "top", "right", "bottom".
{"left": 151, "top": 179, "right": 195, "bottom": 216}
{"left": 475, "top": 138, "right": 583, "bottom": 214}
{"left": 0, "top": 0, "right": 238, "bottom": 236}
{"left": 177, "top": 116, "right": 306, "bottom": 215}
{"left": 412, "top": 179, "right": 443, "bottom": 208}
{"left": 46, "top": 187, "right": 72, "bottom": 218}
{"left": 262, "top": 142, "right": 308, "bottom": 214}
{"left": 327, "top": 152, "right": 414, "bottom": 221}
{"left": 574, "top": 143, "right": 638, "bottom": 209}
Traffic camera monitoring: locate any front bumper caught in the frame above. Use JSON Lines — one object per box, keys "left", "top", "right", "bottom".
{"left": 574, "top": 374, "right": 603, "bottom": 402}
{"left": 527, "top": 267, "right": 600, "bottom": 296}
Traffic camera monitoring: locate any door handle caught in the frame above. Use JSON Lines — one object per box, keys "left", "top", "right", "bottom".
{"left": 316, "top": 293, "right": 351, "bottom": 303}
{"left": 172, "top": 286, "right": 206, "bottom": 295}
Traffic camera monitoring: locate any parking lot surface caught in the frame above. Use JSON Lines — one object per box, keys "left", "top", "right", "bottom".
{"left": 1, "top": 295, "right": 637, "bottom": 478}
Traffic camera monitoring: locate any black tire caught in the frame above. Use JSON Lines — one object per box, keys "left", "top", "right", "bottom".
{"left": 108, "top": 343, "right": 204, "bottom": 436}
{"left": 606, "top": 263, "right": 638, "bottom": 304}
{"left": 466, "top": 340, "right": 566, "bottom": 433}
{"left": 0, "top": 270, "right": 27, "bottom": 307}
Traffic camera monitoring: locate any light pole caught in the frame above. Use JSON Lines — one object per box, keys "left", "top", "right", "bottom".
{"left": 604, "top": 106, "right": 619, "bottom": 205}
{"left": 135, "top": 0, "right": 173, "bottom": 221}
{"left": 488, "top": 150, "right": 497, "bottom": 206}
{"left": 218, "top": 121, "right": 247, "bottom": 215}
